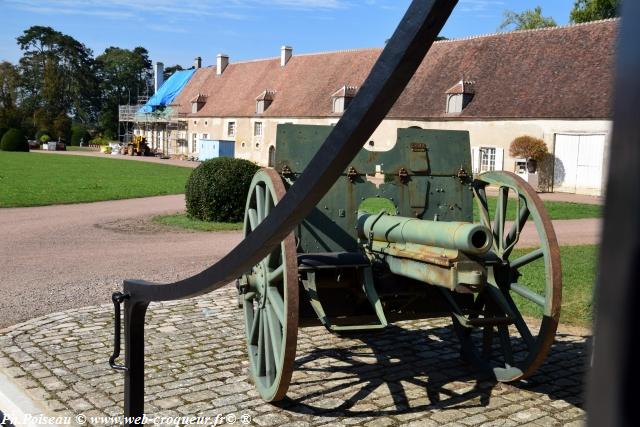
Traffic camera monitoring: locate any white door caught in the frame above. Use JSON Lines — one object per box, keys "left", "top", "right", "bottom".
{"left": 554, "top": 134, "right": 605, "bottom": 195}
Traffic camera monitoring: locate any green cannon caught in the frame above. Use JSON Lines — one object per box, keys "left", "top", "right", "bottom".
{"left": 238, "top": 124, "right": 562, "bottom": 401}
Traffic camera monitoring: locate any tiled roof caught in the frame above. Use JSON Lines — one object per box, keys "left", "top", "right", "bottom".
{"left": 171, "top": 19, "right": 617, "bottom": 120}
{"left": 446, "top": 80, "right": 475, "bottom": 95}
{"left": 332, "top": 85, "right": 359, "bottom": 98}
{"left": 255, "top": 90, "right": 276, "bottom": 101}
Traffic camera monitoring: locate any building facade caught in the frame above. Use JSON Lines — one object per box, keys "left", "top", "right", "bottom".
{"left": 138, "top": 19, "right": 617, "bottom": 196}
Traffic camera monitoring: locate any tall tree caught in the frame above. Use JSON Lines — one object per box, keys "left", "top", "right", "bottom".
{"left": 163, "top": 64, "right": 184, "bottom": 81}
{"left": 16, "top": 26, "right": 98, "bottom": 129}
{"left": 95, "top": 46, "right": 152, "bottom": 139}
{"left": 570, "top": 0, "right": 621, "bottom": 23}
{"left": 0, "top": 61, "right": 22, "bottom": 129}
{"left": 499, "top": 6, "right": 557, "bottom": 31}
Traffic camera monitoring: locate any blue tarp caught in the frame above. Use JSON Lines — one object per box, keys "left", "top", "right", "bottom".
{"left": 138, "top": 69, "right": 196, "bottom": 113}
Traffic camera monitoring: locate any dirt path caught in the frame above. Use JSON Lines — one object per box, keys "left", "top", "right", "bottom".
{"left": 0, "top": 195, "right": 240, "bottom": 328}
{"left": 0, "top": 195, "right": 601, "bottom": 328}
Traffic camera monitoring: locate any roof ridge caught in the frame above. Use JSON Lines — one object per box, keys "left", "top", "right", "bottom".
{"left": 435, "top": 17, "right": 619, "bottom": 44}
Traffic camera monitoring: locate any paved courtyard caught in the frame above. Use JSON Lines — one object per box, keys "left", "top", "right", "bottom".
{"left": 1, "top": 286, "right": 588, "bottom": 426}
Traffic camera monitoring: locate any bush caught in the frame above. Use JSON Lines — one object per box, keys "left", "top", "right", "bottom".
{"left": 39, "top": 134, "right": 51, "bottom": 143}
{"left": 35, "top": 129, "right": 50, "bottom": 141}
{"left": 186, "top": 158, "right": 260, "bottom": 222}
{"left": 89, "top": 136, "right": 110, "bottom": 146}
{"left": 71, "top": 124, "right": 89, "bottom": 146}
{"left": 0, "top": 127, "right": 7, "bottom": 142}
{"left": 0, "top": 128, "right": 29, "bottom": 152}
{"left": 509, "top": 135, "right": 548, "bottom": 160}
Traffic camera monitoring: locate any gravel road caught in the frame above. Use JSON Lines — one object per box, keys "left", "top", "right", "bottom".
{"left": 0, "top": 195, "right": 600, "bottom": 329}
{"left": 0, "top": 195, "right": 241, "bottom": 328}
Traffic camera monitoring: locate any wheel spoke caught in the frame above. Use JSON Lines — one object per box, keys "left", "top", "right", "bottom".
{"left": 267, "top": 286, "right": 285, "bottom": 325}
{"left": 267, "top": 304, "right": 283, "bottom": 367}
{"left": 504, "top": 202, "right": 530, "bottom": 257}
{"left": 511, "top": 283, "right": 545, "bottom": 307}
{"left": 494, "top": 187, "right": 508, "bottom": 252}
{"left": 487, "top": 286, "right": 535, "bottom": 350}
{"left": 264, "top": 187, "right": 272, "bottom": 218}
{"left": 474, "top": 185, "right": 492, "bottom": 230}
{"left": 510, "top": 248, "right": 544, "bottom": 269}
{"left": 256, "top": 185, "right": 265, "bottom": 223}
{"left": 257, "top": 310, "right": 266, "bottom": 376}
{"left": 248, "top": 208, "right": 258, "bottom": 231}
{"left": 264, "top": 311, "right": 276, "bottom": 381}
{"left": 250, "top": 308, "right": 261, "bottom": 345}
{"left": 268, "top": 264, "right": 284, "bottom": 283}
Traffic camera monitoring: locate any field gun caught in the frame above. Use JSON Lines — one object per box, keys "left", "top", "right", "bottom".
{"left": 108, "top": 0, "right": 560, "bottom": 418}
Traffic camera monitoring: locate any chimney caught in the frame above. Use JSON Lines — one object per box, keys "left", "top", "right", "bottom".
{"left": 154, "top": 61, "right": 164, "bottom": 92}
{"left": 217, "top": 54, "right": 229, "bottom": 75}
{"left": 280, "top": 46, "right": 293, "bottom": 67}
{"left": 194, "top": 56, "right": 202, "bottom": 69}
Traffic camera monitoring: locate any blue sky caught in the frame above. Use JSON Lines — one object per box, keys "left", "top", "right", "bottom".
{"left": 1, "top": 0, "right": 576, "bottom": 67}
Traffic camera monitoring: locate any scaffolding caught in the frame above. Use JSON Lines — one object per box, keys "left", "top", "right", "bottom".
{"left": 118, "top": 96, "right": 188, "bottom": 157}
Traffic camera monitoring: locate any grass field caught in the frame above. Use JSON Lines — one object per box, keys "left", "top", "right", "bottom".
{"left": 358, "top": 196, "right": 601, "bottom": 220}
{"left": 153, "top": 213, "right": 243, "bottom": 231}
{"left": 513, "top": 245, "right": 597, "bottom": 327}
{"left": 0, "top": 151, "right": 192, "bottom": 207}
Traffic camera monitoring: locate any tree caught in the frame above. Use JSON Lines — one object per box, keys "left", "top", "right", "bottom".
{"left": 95, "top": 46, "right": 152, "bottom": 138}
{"left": 164, "top": 64, "right": 184, "bottom": 81}
{"left": 570, "top": 0, "right": 621, "bottom": 23}
{"left": 16, "top": 26, "right": 98, "bottom": 129}
{"left": 0, "top": 61, "right": 23, "bottom": 129}
{"left": 499, "top": 6, "right": 557, "bottom": 31}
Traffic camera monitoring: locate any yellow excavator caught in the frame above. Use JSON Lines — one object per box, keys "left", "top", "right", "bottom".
{"left": 127, "top": 136, "right": 151, "bottom": 156}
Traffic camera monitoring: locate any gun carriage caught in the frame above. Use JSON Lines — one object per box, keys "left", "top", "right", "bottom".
{"left": 238, "top": 126, "right": 561, "bottom": 401}
{"left": 108, "top": 0, "right": 561, "bottom": 417}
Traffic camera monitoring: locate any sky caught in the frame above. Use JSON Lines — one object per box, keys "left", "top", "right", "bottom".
{"left": 1, "top": 0, "right": 577, "bottom": 67}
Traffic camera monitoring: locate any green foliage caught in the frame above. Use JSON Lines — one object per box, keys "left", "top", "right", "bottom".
{"left": 52, "top": 112, "right": 71, "bottom": 142}
{"left": 509, "top": 135, "right": 549, "bottom": 160}
{"left": 186, "top": 158, "right": 260, "bottom": 223}
{"left": 571, "top": 0, "right": 620, "bottom": 23}
{"left": 499, "top": 6, "right": 557, "bottom": 31}
{"left": 89, "top": 135, "right": 110, "bottom": 146}
{"left": 0, "top": 128, "right": 29, "bottom": 152}
{"left": 39, "top": 134, "right": 50, "bottom": 143}
{"left": 70, "top": 124, "right": 89, "bottom": 146}
{"left": 163, "top": 64, "right": 184, "bottom": 81}
{"left": 0, "top": 151, "right": 192, "bottom": 207}
{"left": 0, "top": 127, "right": 7, "bottom": 142}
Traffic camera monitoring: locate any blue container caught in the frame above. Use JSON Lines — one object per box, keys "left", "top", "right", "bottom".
{"left": 197, "top": 139, "right": 235, "bottom": 161}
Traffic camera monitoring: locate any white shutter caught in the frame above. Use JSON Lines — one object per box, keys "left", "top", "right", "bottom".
{"left": 495, "top": 148, "right": 504, "bottom": 171}
{"left": 471, "top": 147, "right": 480, "bottom": 174}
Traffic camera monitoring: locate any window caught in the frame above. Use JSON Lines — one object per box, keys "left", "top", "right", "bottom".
{"left": 204, "top": 121, "right": 208, "bottom": 126}
{"left": 480, "top": 147, "right": 496, "bottom": 172}
{"left": 202, "top": 134, "right": 208, "bottom": 140}
{"left": 227, "top": 122, "right": 236, "bottom": 137}
{"left": 191, "top": 133, "right": 197, "bottom": 153}
{"left": 254, "top": 122, "right": 263, "bottom": 137}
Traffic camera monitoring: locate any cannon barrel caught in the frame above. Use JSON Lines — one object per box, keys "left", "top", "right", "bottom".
{"left": 357, "top": 212, "right": 493, "bottom": 255}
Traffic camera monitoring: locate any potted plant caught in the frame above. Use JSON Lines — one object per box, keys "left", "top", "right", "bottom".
{"left": 509, "top": 136, "right": 548, "bottom": 173}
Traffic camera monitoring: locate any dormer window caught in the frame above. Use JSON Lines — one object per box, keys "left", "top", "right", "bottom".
{"left": 331, "top": 85, "right": 358, "bottom": 114}
{"left": 445, "top": 80, "right": 475, "bottom": 114}
{"left": 256, "top": 90, "right": 276, "bottom": 114}
{"left": 191, "top": 94, "right": 207, "bottom": 113}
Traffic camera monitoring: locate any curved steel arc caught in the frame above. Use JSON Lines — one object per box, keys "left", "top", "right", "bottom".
{"left": 123, "top": 0, "right": 458, "bottom": 303}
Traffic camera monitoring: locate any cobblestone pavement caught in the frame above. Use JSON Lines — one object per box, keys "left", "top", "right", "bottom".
{"left": 0, "top": 286, "right": 588, "bottom": 427}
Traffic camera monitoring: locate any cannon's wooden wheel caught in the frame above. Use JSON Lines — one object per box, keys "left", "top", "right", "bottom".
{"left": 240, "top": 168, "right": 298, "bottom": 401}
{"left": 454, "top": 171, "right": 562, "bottom": 382}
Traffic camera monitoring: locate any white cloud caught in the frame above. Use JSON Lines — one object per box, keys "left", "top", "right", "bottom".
{"left": 458, "top": 0, "right": 505, "bottom": 13}
{"left": 5, "top": 0, "right": 349, "bottom": 21}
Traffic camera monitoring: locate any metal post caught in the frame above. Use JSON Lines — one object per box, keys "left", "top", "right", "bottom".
{"left": 123, "top": 300, "right": 149, "bottom": 420}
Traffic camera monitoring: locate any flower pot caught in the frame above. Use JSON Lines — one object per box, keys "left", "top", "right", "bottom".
{"left": 526, "top": 159, "right": 538, "bottom": 173}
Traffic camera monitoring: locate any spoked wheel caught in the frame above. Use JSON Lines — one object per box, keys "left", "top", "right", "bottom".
{"left": 239, "top": 168, "right": 298, "bottom": 401}
{"left": 454, "top": 171, "right": 562, "bottom": 382}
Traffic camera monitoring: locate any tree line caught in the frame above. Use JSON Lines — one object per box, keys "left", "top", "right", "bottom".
{"left": 500, "top": 0, "right": 621, "bottom": 31}
{"left": 0, "top": 26, "right": 184, "bottom": 146}
{"left": 0, "top": 0, "right": 621, "bottom": 147}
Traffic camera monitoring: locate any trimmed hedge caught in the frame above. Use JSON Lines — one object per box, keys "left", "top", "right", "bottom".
{"left": 0, "top": 128, "right": 29, "bottom": 152}
{"left": 186, "top": 157, "right": 260, "bottom": 223}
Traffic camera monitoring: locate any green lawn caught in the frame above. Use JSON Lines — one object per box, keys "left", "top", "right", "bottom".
{"left": 513, "top": 245, "right": 597, "bottom": 328}
{"left": 153, "top": 213, "right": 243, "bottom": 232}
{"left": 358, "top": 196, "right": 601, "bottom": 220}
{"left": 0, "top": 151, "right": 192, "bottom": 207}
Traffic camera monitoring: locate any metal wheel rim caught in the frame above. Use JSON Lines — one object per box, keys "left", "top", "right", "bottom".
{"left": 457, "top": 171, "right": 562, "bottom": 382}
{"left": 241, "top": 168, "right": 299, "bottom": 401}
